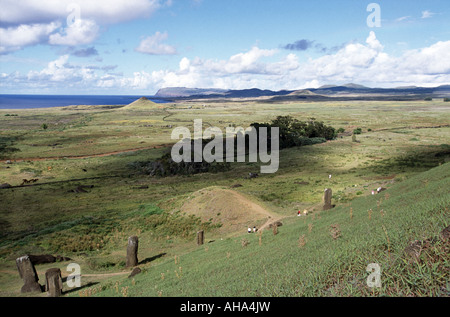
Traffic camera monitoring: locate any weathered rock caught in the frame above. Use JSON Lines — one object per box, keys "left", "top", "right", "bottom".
{"left": 404, "top": 239, "right": 433, "bottom": 259}
{"left": 197, "top": 230, "right": 204, "bottom": 246}
{"left": 126, "top": 236, "right": 139, "bottom": 268}
{"left": 45, "top": 268, "right": 63, "bottom": 297}
{"left": 28, "top": 254, "right": 71, "bottom": 265}
{"left": 16, "top": 255, "right": 42, "bottom": 293}
{"left": 323, "top": 188, "right": 333, "bottom": 210}
{"left": 128, "top": 267, "right": 142, "bottom": 279}
{"left": 268, "top": 221, "right": 283, "bottom": 228}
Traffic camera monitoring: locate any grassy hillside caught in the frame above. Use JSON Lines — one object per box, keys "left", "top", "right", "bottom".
{"left": 55, "top": 161, "right": 446, "bottom": 297}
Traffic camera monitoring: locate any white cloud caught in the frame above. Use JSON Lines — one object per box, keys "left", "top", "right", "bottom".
{"left": 366, "top": 31, "right": 384, "bottom": 51}
{"left": 421, "top": 10, "right": 435, "bottom": 19}
{"left": 0, "top": 22, "right": 60, "bottom": 54}
{"left": 142, "top": 32, "right": 449, "bottom": 91}
{"left": 135, "top": 31, "right": 177, "bottom": 55}
{"left": 396, "top": 16, "right": 411, "bottom": 22}
{"left": 0, "top": 0, "right": 165, "bottom": 53}
{"left": 48, "top": 19, "right": 99, "bottom": 46}
{"left": 0, "top": 0, "right": 163, "bottom": 26}
{"left": 27, "top": 55, "right": 79, "bottom": 82}
{"left": 2, "top": 32, "right": 450, "bottom": 94}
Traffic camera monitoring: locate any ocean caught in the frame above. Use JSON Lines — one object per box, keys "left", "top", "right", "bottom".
{"left": 0, "top": 94, "right": 168, "bottom": 109}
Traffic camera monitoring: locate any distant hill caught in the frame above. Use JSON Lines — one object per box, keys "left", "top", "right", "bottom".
{"left": 155, "top": 87, "right": 227, "bottom": 98}
{"left": 153, "top": 84, "right": 450, "bottom": 101}
{"left": 319, "top": 83, "right": 368, "bottom": 89}
{"left": 288, "top": 89, "right": 318, "bottom": 96}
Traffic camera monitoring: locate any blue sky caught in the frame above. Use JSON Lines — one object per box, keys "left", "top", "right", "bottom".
{"left": 0, "top": 0, "right": 449, "bottom": 95}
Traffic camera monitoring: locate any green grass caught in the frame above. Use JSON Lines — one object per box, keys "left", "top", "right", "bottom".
{"left": 79, "top": 162, "right": 449, "bottom": 297}
{"left": 0, "top": 99, "right": 449, "bottom": 297}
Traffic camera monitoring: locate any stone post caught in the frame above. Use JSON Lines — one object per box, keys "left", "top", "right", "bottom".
{"left": 16, "top": 255, "right": 42, "bottom": 293}
{"left": 323, "top": 188, "right": 333, "bottom": 210}
{"left": 126, "top": 236, "right": 139, "bottom": 268}
{"left": 45, "top": 268, "right": 63, "bottom": 297}
{"left": 197, "top": 230, "right": 204, "bottom": 246}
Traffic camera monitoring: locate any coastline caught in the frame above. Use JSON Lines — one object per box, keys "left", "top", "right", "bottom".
{"left": 0, "top": 94, "right": 168, "bottom": 110}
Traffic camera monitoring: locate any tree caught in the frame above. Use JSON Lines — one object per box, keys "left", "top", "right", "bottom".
{"left": 251, "top": 115, "right": 337, "bottom": 150}
{"left": 353, "top": 127, "right": 362, "bottom": 135}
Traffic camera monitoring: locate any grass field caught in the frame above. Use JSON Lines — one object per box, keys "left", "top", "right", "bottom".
{"left": 0, "top": 98, "right": 449, "bottom": 297}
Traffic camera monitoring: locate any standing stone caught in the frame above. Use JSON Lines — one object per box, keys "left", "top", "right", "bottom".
{"left": 16, "top": 255, "right": 42, "bottom": 293}
{"left": 126, "top": 236, "right": 139, "bottom": 268}
{"left": 45, "top": 268, "right": 63, "bottom": 297}
{"left": 197, "top": 230, "right": 204, "bottom": 246}
{"left": 323, "top": 188, "right": 333, "bottom": 211}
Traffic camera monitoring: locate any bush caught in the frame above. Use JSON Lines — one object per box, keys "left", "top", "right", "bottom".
{"left": 444, "top": 98, "right": 450, "bottom": 102}
{"left": 130, "top": 152, "right": 231, "bottom": 177}
{"left": 353, "top": 128, "right": 362, "bottom": 135}
{"left": 251, "top": 116, "right": 336, "bottom": 150}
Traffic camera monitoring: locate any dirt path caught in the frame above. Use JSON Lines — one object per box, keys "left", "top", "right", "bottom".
{"left": 0, "top": 269, "right": 129, "bottom": 278}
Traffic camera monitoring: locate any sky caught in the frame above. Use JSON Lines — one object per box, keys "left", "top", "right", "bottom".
{"left": 0, "top": 0, "right": 449, "bottom": 95}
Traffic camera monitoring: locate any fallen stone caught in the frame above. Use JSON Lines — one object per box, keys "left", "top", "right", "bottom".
{"left": 268, "top": 221, "right": 283, "bottom": 228}
{"left": 28, "top": 254, "right": 71, "bottom": 265}
{"left": 128, "top": 267, "right": 142, "bottom": 278}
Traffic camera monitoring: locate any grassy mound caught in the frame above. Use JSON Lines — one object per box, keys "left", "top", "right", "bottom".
{"left": 122, "top": 97, "right": 160, "bottom": 110}
{"left": 180, "top": 187, "right": 277, "bottom": 236}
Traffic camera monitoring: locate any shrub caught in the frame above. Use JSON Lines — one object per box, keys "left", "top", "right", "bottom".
{"left": 130, "top": 152, "right": 231, "bottom": 177}
{"left": 251, "top": 115, "right": 337, "bottom": 150}
{"left": 353, "top": 128, "right": 362, "bottom": 135}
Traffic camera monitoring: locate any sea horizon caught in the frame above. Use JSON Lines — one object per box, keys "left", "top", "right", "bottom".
{"left": 0, "top": 94, "right": 168, "bottom": 110}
